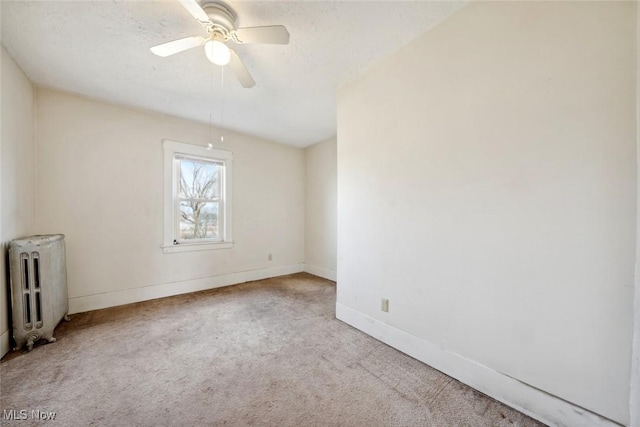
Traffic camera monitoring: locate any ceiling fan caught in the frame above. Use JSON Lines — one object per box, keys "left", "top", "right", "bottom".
{"left": 150, "top": 0, "right": 290, "bottom": 88}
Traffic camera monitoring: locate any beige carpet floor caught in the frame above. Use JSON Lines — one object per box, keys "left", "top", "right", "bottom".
{"left": 1, "top": 273, "right": 543, "bottom": 426}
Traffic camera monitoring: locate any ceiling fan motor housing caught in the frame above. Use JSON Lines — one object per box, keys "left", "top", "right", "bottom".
{"left": 201, "top": 2, "right": 238, "bottom": 34}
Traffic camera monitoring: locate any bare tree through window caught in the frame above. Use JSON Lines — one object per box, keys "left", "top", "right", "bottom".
{"left": 178, "top": 157, "right": 222, "bottom": 240}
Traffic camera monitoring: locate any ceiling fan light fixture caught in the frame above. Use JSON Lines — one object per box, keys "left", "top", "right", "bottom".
{"left": 205, "top": 39, "right": 231, "bottom": 66}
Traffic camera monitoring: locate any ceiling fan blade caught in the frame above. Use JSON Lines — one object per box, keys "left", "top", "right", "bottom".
{"left": 229, "top": 49, "right": 255, "bottom": 88}
{"left": 233, "top": 26, "right": 290, "bottom": 45}
{"left": 178, "top": 0, "right": 210, "bottom": 23}
{"left": 150, "top": 36, "right": 206, "bottom": 57}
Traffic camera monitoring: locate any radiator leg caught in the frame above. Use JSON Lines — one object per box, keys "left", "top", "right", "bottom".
{"left": 26, "top": 339, "right": 34, "bottom": 352}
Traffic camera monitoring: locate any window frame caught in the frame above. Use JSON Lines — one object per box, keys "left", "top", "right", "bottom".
{"left": 162, "top": 140, "right": 233, "bottom": 254}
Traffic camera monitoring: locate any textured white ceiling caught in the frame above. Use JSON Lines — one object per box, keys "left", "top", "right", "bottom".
{"left": 1, "top": 0, "right": 465, "bottom": 147}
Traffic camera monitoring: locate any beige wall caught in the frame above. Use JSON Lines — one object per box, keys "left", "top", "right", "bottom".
{"left": 1, "top": 47, "right": 36, "bottom": 357}
{"left": 304, "top": 136, "right": 337, "bottom": 281}
{"left": 34, "top": 88, "right": 304, "bottom": 313}
{"left": 633, "top": 4, "right": 640, "bottom": 426}
{"left": 337, "top": 1, "right": 636, "bottom": 425}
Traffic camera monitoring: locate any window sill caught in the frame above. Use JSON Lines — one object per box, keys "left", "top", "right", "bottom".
{"left": 161, "top": 241, "right": 234, "bottom": 254}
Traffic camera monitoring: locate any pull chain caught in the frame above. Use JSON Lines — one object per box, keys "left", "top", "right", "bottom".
{"left": 208, "top": 63, "right": 214, "bottom": 149}
{"left": 220, "top": 66, "right": 225, "bottom": 144}
{"left": 207, "top": 65, "right": 225, "bottom": 149}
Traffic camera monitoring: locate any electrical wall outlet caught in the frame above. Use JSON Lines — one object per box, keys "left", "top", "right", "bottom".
{"left": 381, "top": 298, "right": 389, "bottom": 312}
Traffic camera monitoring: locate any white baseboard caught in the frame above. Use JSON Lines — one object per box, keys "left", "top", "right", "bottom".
{"left": 1, "top": 329, "right": 10, "bottom": 359}
{"left": 336, "top": 302, "right": 623, "bottom": 427}
{"left": 69, "top": 264, "right": 304, "bottom": 314}
{"left": 303, "top": 264, "right": 337, "bottom": 281}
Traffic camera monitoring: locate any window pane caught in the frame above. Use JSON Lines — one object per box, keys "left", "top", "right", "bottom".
{"left": 179, "top": 158, "right": 220, "bottom": 199}
{"left": 179, "top": 201, "right": 219, "bottom": 240}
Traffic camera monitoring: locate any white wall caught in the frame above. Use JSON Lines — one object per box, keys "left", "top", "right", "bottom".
{"left": 337, "top": 2, "right": 636, "bottom": 426}
{"left": 632, "top": 5, "right": 640, "bottom": 426}
{"left": 1, "top": 46, "right": 36, "bottom": 357}
{"left": 34, "top": 88, "right": 305, "bottom": 314}
{"left": 304, "top": 136, "right": 337, "bottom": 281}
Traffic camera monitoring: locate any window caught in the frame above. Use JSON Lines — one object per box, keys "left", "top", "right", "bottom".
{"left": 163, "top": 140, "right": 233, "bottom": 253}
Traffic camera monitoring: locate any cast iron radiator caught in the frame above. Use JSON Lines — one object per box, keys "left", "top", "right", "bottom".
{"left": 9, "top": 234, "right": 69, "bottom": 351}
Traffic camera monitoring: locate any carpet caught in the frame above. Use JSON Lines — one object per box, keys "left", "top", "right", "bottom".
{"left": 0, "top": 273, "right": 543, "bottom": 426}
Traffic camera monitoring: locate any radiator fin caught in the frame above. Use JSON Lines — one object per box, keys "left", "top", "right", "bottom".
{"left": 9, "top": 235, "right": 68, "bottom": 351}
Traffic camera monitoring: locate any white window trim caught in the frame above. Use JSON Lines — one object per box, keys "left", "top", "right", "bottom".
{"left": 162, "top": 140, "right": 233, "bottom": 254}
